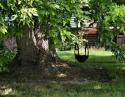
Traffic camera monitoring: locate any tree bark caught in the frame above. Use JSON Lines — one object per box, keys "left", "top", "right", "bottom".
{"left": 11, "top": 24, "right": 56, "bottom": 72}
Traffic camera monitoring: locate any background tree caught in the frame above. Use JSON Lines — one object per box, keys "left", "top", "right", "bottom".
{"left": 89, "top": 0, "right": 125, "bottom": 61}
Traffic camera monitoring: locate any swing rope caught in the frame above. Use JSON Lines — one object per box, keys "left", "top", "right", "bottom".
{"left": 74, "top": 42, "right": 89, "bottom": 62}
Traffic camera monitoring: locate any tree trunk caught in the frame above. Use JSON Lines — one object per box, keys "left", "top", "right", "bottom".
{"left": 16, "top": 27, "right": 40, "bottom": 66}
{"left": 11, "top": 24, "right": 56, "bottom": 73}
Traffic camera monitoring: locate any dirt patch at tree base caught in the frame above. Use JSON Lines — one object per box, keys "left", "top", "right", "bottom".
{"left": 42, "top": 62, "right": 112, "bottom": 83}
{"left": 0, "top": 62, "right": 113, "bottom": 83}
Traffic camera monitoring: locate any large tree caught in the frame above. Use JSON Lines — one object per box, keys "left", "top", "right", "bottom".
{"left": 0, "top": 0, "right": 82, "bottom": 72}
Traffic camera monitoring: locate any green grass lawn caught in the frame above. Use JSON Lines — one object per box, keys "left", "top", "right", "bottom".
{"left": 0, "top": 48, "right": 125, "bottom": 97}
{"left": 57, "top": 48, "right": 124, "bottom": 69}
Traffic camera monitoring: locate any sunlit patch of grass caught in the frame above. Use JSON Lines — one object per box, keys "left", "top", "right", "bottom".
{"left": 57, "top": 48, "right": 125, "bottom": 69}
{"left": 57, "top": 49, "right": 115, "bottom": 62}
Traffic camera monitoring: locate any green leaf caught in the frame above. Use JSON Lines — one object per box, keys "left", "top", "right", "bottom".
{"left": 11, "top": 15, "right": 18, "bottom": 21}
{"left": 54, "top": 4, "right": 60, "bottom": 9}
{"left": 0, "top": 26, "right": 7, "bottom": 34}
{"left": 31, "top": 8, "right": 38, "bottom": 16}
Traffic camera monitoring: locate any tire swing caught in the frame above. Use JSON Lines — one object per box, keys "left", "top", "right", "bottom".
{"left": 74, "top": 42, "right": 89, "bottom": 62}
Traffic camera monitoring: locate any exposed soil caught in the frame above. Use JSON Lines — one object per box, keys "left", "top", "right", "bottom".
{"left": 0, "top": 62, "right": 113, "bottom": 83}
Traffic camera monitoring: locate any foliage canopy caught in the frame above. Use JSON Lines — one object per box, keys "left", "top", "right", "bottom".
{"left": 0, "top": 0, "right": 82, "bottom": 42}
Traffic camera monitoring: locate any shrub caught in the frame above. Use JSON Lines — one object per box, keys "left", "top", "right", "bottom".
{"left": 0, "top": 49, "right": 16, "bottom": 72}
